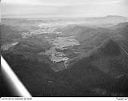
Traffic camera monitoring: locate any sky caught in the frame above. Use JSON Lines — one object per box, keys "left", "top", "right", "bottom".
{"left": 1, "top": 0, "right": 128, "bottom": 18}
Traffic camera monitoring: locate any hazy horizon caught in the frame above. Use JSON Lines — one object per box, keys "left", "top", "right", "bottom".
{"left": 1, "top": 0, "right": 128, "bottom": 18}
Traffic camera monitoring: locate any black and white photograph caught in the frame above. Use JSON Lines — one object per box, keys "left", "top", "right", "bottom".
{"left": 1, "top": 0, "right": 128, "bottom": 98}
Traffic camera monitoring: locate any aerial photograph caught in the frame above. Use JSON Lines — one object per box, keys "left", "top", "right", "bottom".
{"left": 1, "top": 0, "right": 128, "bottom": 97}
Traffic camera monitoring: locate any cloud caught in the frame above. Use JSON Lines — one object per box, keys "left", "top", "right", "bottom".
{"left": 1, "top": 0, "right": 128, "bottom": 18}
{"left": 2, "top": 0, "right": 122, "bottom": 5}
